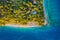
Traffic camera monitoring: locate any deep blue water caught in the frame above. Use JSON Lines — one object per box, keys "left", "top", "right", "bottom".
{"left": 0, "top": 0, "right": 60, "bottom": 40}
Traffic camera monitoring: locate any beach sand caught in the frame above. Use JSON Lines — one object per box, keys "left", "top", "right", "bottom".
{"left": 5, "top": 20, "right": 47, "bottom": 28}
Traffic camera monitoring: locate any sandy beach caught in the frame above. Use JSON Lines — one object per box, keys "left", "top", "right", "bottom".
{"left": 5, "top": 20, "right": 47, "bottom": 28}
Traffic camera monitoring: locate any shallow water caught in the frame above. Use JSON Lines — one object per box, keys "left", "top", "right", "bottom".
{"left": 0, "top": 0, "right": 60, "bottom": 40}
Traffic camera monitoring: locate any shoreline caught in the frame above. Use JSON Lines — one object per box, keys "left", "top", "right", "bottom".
{"left": 4, "top": 19, "right": 47, "bottom": 28}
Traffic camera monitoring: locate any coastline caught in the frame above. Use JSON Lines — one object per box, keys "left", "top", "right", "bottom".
{"left": 4, "top": 19, "right": 47, "bottom": 28}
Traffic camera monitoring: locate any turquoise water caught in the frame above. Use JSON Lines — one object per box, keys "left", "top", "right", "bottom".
{"left": 0, "top": 0, "right": 60, "bottom": 40}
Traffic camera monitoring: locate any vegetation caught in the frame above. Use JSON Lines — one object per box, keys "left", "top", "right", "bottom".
{"left": 0, "top": 0, "right": 45, "bottom": 26}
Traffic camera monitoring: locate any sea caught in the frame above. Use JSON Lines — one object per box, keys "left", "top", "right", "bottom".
{"left": 0, "top": 0, "right": 60, "bottom": 40}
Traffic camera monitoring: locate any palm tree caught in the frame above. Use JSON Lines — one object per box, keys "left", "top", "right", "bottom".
{"left": 0, "top": 9, "right": 2, "bottom": 18}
